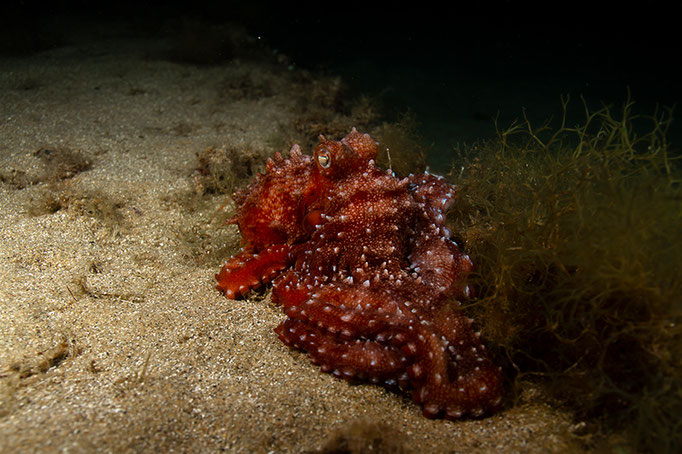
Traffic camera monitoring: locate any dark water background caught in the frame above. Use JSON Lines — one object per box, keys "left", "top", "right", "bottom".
{"left": 258, "top": 4, "right": 681, "bottom": 171}
{"left": 4, "top": 1, "right": 679, "bottom": 172}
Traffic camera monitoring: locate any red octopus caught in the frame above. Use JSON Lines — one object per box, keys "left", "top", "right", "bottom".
{"left": 216, "top": 129, "right": 503, "bottom": 419}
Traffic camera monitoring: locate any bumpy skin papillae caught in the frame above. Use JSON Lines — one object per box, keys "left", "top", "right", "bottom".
{"left": 217, "top": 129, "right": 502, "bottom": 418}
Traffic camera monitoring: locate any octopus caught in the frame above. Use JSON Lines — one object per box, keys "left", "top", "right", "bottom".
{"left": 216, "top": 129, "right": 503, "bottom": 419}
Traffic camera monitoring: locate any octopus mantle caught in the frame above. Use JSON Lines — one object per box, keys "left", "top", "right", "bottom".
{"left": 216, "top": 129, "right": 502, "bottom": 419}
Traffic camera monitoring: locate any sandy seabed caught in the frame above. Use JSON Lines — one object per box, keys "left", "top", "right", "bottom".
{"left": 0, "top": 31, "right": 584, "bottom": 453}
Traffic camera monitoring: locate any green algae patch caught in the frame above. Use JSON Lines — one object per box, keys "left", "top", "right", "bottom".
{"left": 448, "top": 96, "right": 681, "bottom": 453}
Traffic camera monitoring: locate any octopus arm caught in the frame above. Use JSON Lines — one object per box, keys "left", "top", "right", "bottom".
{"left": 408, "top": 173, "right": 457, "bottom": 219}
{"left": 275, "top": 318, "right": 408, "bottom": 384}
{"left": 273, "top": 272, "right": 414, "bottom": 340}
{"left": 407, "top": 311, "right": 503, "bottom": 419}
{"left": 216, "top": 244, "right": 292, "bottom": 299}
{"left": 409, "top": 235, "right": 473, "bottom": 300}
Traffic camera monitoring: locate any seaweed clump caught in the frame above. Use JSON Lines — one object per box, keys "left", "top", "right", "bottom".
{"left": 191, "top": 145, "right": 263, "bottom": 197}
{"left": 448, "top": 96, "right": 681, "bottom": 453}
{"left": 0, "top": 147, "right": 92, "bottom": 190}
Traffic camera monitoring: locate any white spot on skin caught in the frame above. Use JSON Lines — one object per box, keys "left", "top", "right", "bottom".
{"left": 424, "top": 403, "right": 439, "bottom": 415}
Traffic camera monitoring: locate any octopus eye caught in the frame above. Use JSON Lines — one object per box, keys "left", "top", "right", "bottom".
{"left": 317, "top": 148, "right": 331, "bottom": 169}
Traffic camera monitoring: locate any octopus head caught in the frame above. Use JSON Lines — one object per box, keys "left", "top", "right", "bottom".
{"left": 313, "top": 128, "right": 379, "bottom": 180}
